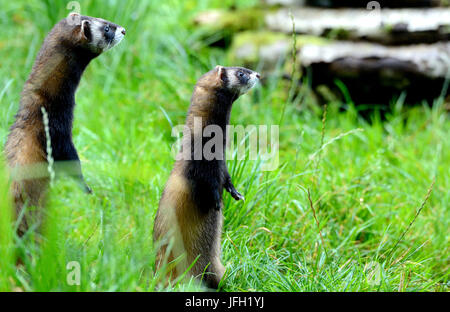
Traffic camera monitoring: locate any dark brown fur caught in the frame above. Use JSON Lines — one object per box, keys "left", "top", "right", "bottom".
{"left": 4, "top": 14, "right": 125, "bottom": 235}
{"left": 153, "top": 66, "right": 259, "bottom": 289}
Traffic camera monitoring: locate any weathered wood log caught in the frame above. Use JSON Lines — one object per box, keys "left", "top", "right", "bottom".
{"left": 229, "top": 31, "right": 330, "bottom": 73}
{"left": 262, "top": 0, "right": 306, "bottom": 6}
{"left": 229, "top": 31, "right": 291, "bottom": 71}
{"left": 262, "top": 0, "right": 448, "bottom": 8}
{"left": 265, "top": 7, "right": 450, "bottom": 45}
{"left": 193, "top": 9, "right": 265, "bottom": 47}
{"left": 194, "top": 7, "right": 450, "bottom": 46}
{"left": 229, "top": 33, "right": 449, "bottom": 80}
{"left": 300, "top": 41, "right": 450, "bottom": 103}
{"left": 308, "top": 0, "right": 447, "bottom": 8}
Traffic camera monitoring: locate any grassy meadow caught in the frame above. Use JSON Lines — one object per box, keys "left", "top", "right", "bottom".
{"left": 0, "top": 0, "right": 448, "bottom": 291}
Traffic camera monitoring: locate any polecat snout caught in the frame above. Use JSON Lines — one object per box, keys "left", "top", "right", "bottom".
{"left": 4, "top": 13, "right": 125, "bottom": 235}
{"left": 153, "top": 66, "right": 260, "bottom": 289}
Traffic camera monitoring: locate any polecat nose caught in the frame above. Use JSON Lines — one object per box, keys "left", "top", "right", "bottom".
{"left": 121, "top": 28, "right": 126, "bottom": 35}
{"left": 256, "top": 73, "right": 261, "bottom": 79}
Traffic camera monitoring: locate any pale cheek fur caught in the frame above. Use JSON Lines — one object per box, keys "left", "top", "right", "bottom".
{"left": 226, "top": 71, "right": 240, "bottom": 90}
{"left": 247, "top": 73, "right": 259, "bottom": 89}
{"left": 111, "top": 27, "right": 125, "bottom": 47}
{"left": 89, "top": 21, "right": 124, "bottom": 51}
{"left": 90, "top": 20, "right": 105, "bottom": 49}
{"left": 227, "top": 72, "right": 259, "bottom": 94}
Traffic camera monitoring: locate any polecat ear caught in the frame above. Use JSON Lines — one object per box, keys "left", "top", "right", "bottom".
{"left": 216, "top": 65, "right": 226, "bottom": 81}
{"left": 67, "top": 12, "right": 81, "bottom": 26}
{"left": 80, "top": 20, "right": 92, "bottom": 42}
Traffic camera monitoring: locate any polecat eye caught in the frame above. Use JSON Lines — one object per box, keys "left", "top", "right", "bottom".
{"left": 238, "top": 72, "right": 244, "bottom": 77}
{"left": 104, "top": 25, "right": 110, "bottom": 33}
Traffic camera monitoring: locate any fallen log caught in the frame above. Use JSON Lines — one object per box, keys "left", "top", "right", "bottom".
{"left": 299, "top": 41, "right": 450, "bottom": 103}
{"left": 265, "top": 7, "right": 450, "bottom": 45}
{"left": 229, "top": 31, "right": 329, "bottom": 73}
{"left": 307, "top": 0, "right": 447, "bottom": 8}
{"left": 262, "top": 0, "right": 448, "bottom": 8}
{"left": 193, "top": 9, "right": 265, "bottom": 47}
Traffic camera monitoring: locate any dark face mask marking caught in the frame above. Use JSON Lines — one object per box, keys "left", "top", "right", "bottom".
{"left": 236, "top": 71, "right": 250, "bottom": 85}
{"left": 103, "top": 24, "right": 115, "bottom": 42}
{"left": 219, "top": 67, "right": 229, "bottom": 85}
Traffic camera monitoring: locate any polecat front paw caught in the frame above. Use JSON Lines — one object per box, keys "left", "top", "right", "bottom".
{"left": 225, "top": 180, "right": 245, "bottom": 202}
{"left": 229, "top": 188, "right": 245, "bottom": 202}
{"left": 84, "top": 184, "right": 93, "bottom": 194}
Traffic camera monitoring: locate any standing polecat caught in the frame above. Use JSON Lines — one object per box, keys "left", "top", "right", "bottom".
{"left": 4, "top": 13, "right": 125, "bottom": 235}
{"left": 153, "top": 66, "right": 260, "bottom": 289}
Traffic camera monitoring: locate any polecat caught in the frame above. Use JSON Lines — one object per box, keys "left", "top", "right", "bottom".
{"left": 153, "top": 66, "right": 260, "bottom": 289}
{"left": 4, "top": 13, "right": 125, "bottom": 235}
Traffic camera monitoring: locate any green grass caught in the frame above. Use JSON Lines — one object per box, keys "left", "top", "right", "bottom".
{"left": 0, "top": 0, "right": 448, "bottom": 292}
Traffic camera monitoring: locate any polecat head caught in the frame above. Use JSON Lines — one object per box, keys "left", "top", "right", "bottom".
{"left": 63, "top": 13, "right": 126, "bottom": 54}
{"left": 196, "top": 66, "right": 260, "bottom": 98}
{"left": 215, "top": 66, "right": 260, "bottom": 96}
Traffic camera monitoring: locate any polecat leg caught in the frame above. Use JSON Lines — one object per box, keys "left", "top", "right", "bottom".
{"left": 54, "top": 160, "right": 91, "bottom": 193}
{"left": 80, "top": 179, "right": 92, "bottom": 194}
{"left": 76, "top": 172, "right": 92, "bottom": 194}
{"left": 224, "top": 176, "right": 244, "bottom": 201}
{"left": 13, "top": 178, "right": 48, "bottom": 236}
{"left": 204, "top": 260, "right": 225, "bottom": 289}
